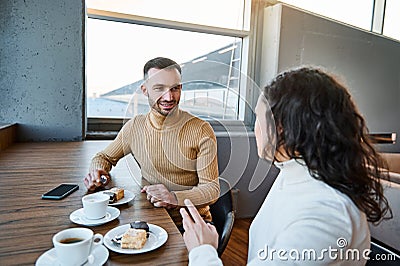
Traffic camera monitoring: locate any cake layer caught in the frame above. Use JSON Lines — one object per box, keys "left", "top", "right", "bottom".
{"left": 121, "top": 228, "right": 147, "bottom": 249}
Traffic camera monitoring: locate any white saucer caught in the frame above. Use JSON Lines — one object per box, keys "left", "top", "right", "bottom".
{"left": 70, "top": 206, "right": 120, "bottom": 226}
{"left": 35, "top": 244, "right": 109, "bottom": 266}
{"left": 104, "top": 223, "right": 168, "bottom": 254}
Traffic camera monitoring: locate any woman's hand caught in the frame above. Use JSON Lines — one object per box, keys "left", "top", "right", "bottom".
{"left": 180, "top": 199, "right": 219, "bottom": 252}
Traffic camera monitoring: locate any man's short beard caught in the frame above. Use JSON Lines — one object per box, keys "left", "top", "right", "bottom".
{"left": 149, "top": 99, "right": 179, "bottom": 116}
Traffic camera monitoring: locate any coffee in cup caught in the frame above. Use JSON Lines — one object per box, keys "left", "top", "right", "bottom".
{"left": 82, "top": 193, "right": 109, "bottom": 220}
{"left": 53, "top": 227, "right": 103, "bottom": 266}
{"left": 59, "top": 237, "right": 84, "bottom": 244}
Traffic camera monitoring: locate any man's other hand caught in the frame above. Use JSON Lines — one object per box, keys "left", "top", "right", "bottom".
{"left": 141, "top": 184, "right": 178, "bottom": 209}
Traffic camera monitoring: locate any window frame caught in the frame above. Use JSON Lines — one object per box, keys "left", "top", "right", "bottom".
{"left": 85, "top": 0, "right": 261, "bottom": 137}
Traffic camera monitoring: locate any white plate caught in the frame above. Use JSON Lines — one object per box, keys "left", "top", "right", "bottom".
{"left": 70, "top": 206, "right": 120, "bottom": 226}
{"left": 104, "top": 224, "right": 168, "bottom": 254}
{"left": 35, "top": 244, "right": 109, "bottom": 266}
{"left": 97, "top": 190, "right": 135, "bottom": 206}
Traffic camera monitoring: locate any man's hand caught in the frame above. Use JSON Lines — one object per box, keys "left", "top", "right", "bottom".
{"left": 180, "top": 199, "right": 219, "bottom": 252}
{"left": 83, "top": 169, "right": 110, "bottom": 191}
{"left": 141, "top": 184, "right": 178, "bottom": 209}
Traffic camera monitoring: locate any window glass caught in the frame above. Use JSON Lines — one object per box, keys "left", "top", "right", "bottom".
{"left": 383, "top": 0, "right": 400, "bottom": 41}
{"left": 87, "top": 18, "right": 242, "bottom": 120}
{"left": 86, "top": 0, "right": 248, "bottom": 30}
{"left": 280, "top": 0, "right": 374, "bottom": 31}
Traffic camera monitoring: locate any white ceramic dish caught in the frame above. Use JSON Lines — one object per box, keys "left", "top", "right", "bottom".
{"left": 35, "top": 244, "right": 109, "bottom": 266}
{"left": 106, "top": 190, "right": 135, "bottom": 206}
{"left": 104, "top": 223, "right": 168, "bottom": 254}
{"left": 69, "top": 206, "right": 120, "bottom": 226}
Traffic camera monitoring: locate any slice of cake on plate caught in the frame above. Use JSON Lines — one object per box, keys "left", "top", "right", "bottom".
{"left": 103, "top": 187, "right": 124, "bottom": 203}
{"left": 110, "top": 187, "right": 124, "bottom": 201}
{"left": 121, "top": 228, "right": 147, "bottom": 249}
{"left": 130, "top": 221, "right": 149, "bottom": 237}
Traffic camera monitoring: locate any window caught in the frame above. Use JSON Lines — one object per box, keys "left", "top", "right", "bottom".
{"left": 86, "top": 0, "right": 252, "bottom": 124}
{"left": 86, "top": 0, "right": 247, "bottom": 30}
{"left": 280, "top": 0, "right": 374, "bottom": 31}
{"left": 86, "top": 0, "right": 400, "bottom": 135}
{"left": 383, "top": 0, "right": 400, "bottom": 41}
{"left": 280, "top": 0, "right": 400, "bottom": 41}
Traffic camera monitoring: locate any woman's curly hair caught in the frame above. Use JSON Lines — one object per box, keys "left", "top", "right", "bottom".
{"left": 263, "top": 67, "right": 392, "bottom": 224}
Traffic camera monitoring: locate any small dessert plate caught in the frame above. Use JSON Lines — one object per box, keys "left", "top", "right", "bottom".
{"left": 104, "top": 223, "right": 168, "bottom": 254}
{"left": 70, "top": 206, "right": 120, "bottom": 226}
{"left": 96, "top": 190, "right": 135, "bottom": 206}
{"left": 35, "top": 244, "right": 109, "bottom": 266}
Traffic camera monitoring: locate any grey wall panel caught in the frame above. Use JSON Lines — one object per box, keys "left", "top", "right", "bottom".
{"left": 217, "top": 135, "right": 279, "bottom": 218}
{"left": 0, "top": 0, "right": 84, "bottom": 141}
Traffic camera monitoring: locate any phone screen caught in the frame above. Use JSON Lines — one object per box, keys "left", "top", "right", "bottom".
{"left": 42, "top": 184, "right": 79, "bottom": 200}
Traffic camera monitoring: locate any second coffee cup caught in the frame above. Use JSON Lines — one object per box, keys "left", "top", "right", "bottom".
{"left": 53, "top": 227, "right": 103, "bottom": 266}
{"left": 82, "top": 193, "right": 109, "bottom": 219}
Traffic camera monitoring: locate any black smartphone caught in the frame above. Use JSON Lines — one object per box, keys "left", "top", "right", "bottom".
{"left": 41, "top": 184, "right": 79, "bottom": 200}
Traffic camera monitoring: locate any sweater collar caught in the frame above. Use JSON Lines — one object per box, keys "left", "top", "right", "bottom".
{"left": 148, "top": 107, "right": 182, "bottom": 130}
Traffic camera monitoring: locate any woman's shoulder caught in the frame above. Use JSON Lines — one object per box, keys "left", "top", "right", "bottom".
{"left": 295, "top": 180, "right": 366, "bottom": 230}
{"left": 276, "top": 168, "right": 365, "bottom": 224}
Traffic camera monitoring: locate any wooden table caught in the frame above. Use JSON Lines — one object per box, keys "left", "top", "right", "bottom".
{"left": 0, "top": 141, "right": 188, "bottom": 265}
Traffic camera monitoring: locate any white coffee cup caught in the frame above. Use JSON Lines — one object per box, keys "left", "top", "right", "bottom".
{"left": 53, "top": 227, "right": 103, "bottom": 266}
{"left": 82, "top": 193, "right": 109, "bottom": 220}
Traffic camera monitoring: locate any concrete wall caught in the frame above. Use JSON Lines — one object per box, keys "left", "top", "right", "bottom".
{"left": 260, "top": 4, "right": 400, "bottom": 152}
{"left": 0, "top": 0, "right": 85, "bottom": 141}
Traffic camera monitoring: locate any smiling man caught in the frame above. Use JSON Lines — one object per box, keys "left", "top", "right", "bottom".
{"left": 84, "top": 57, "right": 220, "bottom": 229}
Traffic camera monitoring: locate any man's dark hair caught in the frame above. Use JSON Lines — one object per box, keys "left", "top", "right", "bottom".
{"left": 143, "top": 57, "right": 182, "bottom": 79}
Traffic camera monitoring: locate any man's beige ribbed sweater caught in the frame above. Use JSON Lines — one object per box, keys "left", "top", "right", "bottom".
{"left": 90, "top": 108, "right": 220, "bottom": 226}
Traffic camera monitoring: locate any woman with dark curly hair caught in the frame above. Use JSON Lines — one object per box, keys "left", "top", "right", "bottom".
{"left": 180, "top": 67, "right": 392, "bottom": 265}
